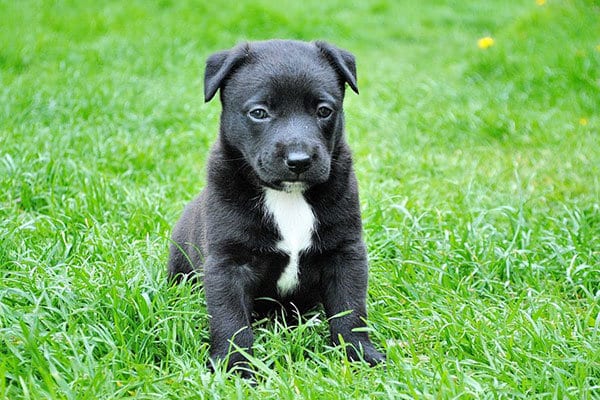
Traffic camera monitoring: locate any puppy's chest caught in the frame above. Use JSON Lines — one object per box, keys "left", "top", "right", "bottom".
{"left": 263, "top": 189, "right": 315, "bottom": 296}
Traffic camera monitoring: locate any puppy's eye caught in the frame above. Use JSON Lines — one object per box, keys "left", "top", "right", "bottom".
{"left": 248, "top": 108, "right": 269, "bottom": 120}
{"left": 316, "top": 106, "right": 333, "bottom": 119}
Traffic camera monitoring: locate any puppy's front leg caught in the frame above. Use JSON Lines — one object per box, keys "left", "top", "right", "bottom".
{"left": 322, "top": 247, "right": 385, "bottom": 366}
{"left": 203, "top": 257, "right": 255, "bottom": 375}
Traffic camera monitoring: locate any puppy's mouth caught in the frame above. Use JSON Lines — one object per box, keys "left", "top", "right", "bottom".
{"left": 261, "top": 179, "right": 308, "bottom": 193}
{"left": 279, "top": 181, "right": 309, "bottom": 193}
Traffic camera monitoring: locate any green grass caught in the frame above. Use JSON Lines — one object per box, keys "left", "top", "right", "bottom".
{"left": 1, "top": 0, "right": 599, "bottom": 398}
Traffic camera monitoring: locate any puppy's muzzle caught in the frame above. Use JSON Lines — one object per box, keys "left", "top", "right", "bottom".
{"left": 256, "top": 140, "right": 330, "bottom": 188}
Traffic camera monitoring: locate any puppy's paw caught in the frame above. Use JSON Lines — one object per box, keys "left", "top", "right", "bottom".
{"left": 346, "top": 341, "right": 386, "bottom": 366}
{"left": 362, "top": 346, "right": 386, "bottom": 366}
{"left": 208, "top": 353, "right": 255, "bottom": 380}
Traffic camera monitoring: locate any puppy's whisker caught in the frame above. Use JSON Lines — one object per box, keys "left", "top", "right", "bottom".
{"left": 212, "top": 157, "right": 248, "bottom": 163}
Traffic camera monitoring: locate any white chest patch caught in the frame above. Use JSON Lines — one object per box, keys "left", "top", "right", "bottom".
{"left": 263, "top": 187, "right": 315, "bottom": 296}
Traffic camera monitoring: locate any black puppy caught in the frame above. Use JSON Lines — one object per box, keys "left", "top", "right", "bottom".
{"left": 168, "top": 39, "right": 385, "bottom": 374}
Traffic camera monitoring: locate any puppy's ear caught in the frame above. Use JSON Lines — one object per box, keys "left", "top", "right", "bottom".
{"left": 315, "top": 41, "right": 359, "bottom": 94}
{"left": 204, "top": 43, "right": 249, "bottom": 102}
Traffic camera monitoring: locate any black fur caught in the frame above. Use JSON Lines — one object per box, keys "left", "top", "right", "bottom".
{"left": 168, "top": 39, "right": 385, "bottom": 375}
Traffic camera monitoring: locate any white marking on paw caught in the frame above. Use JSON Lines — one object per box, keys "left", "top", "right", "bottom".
{"left": 263, "top": 187, "right": 315, "bottom": 296}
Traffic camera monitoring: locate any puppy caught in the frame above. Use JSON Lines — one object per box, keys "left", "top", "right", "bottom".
{"left": 168, "top": 39, "right": 385, "bottom": 374}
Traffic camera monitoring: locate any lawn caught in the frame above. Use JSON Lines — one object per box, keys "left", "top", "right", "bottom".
{"left": 1, "top": 0, "right": 599, "bottom": 398}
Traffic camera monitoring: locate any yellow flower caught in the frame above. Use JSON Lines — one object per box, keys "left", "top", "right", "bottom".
{"left": 477, "top": 37, "right": 495, "bottom": 49}
{"left": 536, "top": 0, "right": 546, "bottom": 5}
{"left": 579, "top": 118, "right": 588, "bottom": 126}
{"left": 596, "top": 44, "right": 600, "bottom": 52}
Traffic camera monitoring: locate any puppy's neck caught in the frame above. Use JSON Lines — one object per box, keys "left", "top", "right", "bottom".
{"left": 263, "top": 186, "right": 315, "bottom": 296}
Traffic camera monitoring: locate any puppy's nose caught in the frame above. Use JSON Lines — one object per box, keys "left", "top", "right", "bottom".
{"left": 285, "top": 151, "right": 311, "bottom": 174}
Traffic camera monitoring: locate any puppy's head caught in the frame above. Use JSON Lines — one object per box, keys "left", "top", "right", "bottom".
{"left": 204, "top": 40, "right": 358, "bottom": 192}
